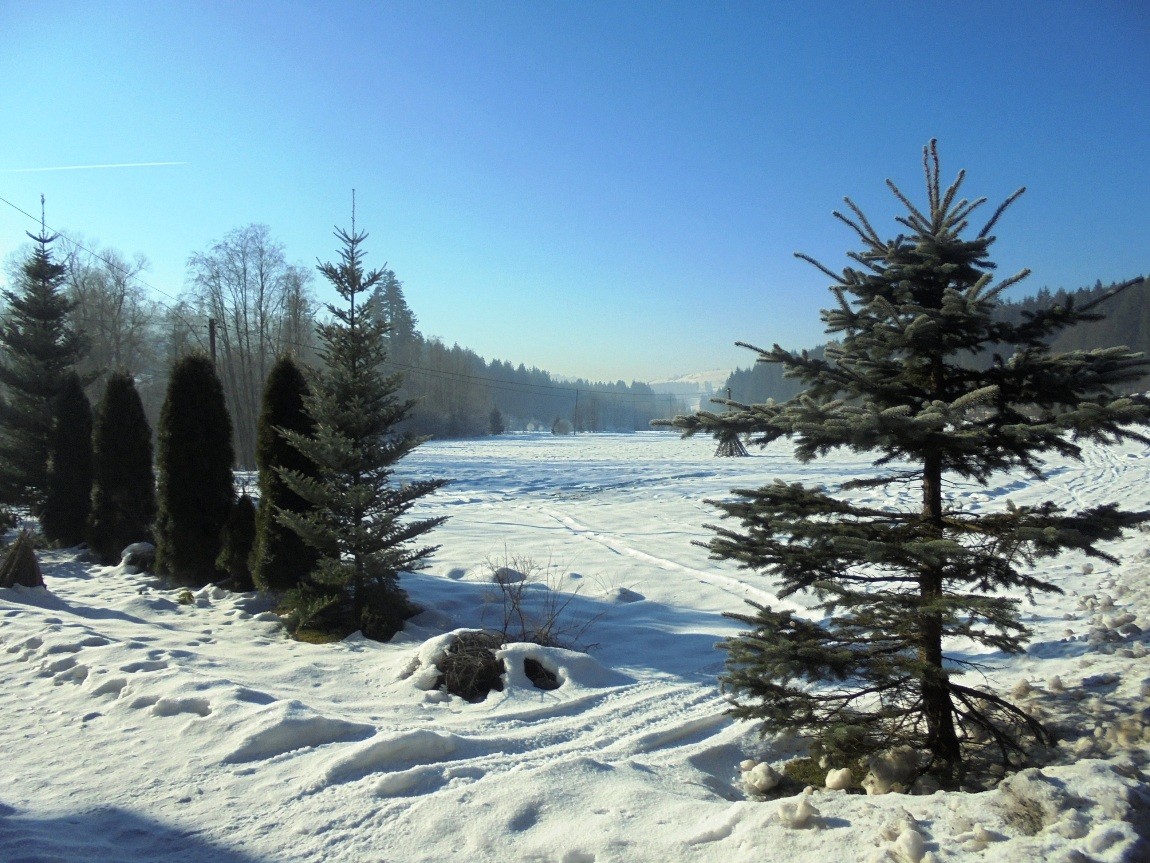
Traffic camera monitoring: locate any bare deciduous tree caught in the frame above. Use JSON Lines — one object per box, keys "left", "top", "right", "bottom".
{"left": 186, "top": 224, "right": 315, "bottom": 467}
{"left": 62, "top": 238, "right": 160, "bottom": 385}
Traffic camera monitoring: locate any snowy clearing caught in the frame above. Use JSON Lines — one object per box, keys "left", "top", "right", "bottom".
{"left": 2, "top": 432, "right": 1148, "bottom": 862}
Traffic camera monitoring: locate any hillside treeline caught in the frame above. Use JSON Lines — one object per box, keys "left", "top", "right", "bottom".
{"left": 722, "top": 277, "right": 1150, "bottom": 406}
{"left": 2, "top": 223, "right": 679, "bottom": 468}
{"left": 370, "top": 284, "right": 678, "bottom": 438}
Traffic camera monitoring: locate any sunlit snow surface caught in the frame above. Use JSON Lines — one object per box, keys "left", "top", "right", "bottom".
{"left": 2, "top": 432, "right": 1148, "bottom": 862}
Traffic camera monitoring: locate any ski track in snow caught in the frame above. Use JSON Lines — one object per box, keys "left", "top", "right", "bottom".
{"left": 2, "top": 432, "right": 1149, "bottom": 863}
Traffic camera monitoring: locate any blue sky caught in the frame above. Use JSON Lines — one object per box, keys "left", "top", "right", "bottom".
{"left": 1, "top": 2, "right": 1147, "bottom": 382}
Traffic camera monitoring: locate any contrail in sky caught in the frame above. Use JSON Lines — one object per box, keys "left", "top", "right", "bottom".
{"left": 0, "top": 161, "right": 187, "bottom": 173}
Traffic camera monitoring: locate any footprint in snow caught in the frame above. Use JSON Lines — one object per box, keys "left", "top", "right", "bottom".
{"left": 87, "top": 677, "right": 127, "bottom": 698}
{"left": 120, "top": 660, "right": 168, "bottom": 673}
{"left": 151, "top": 696, "right": 212, "bottom": 718}
{"left": 39, "top": 655, "right": 78, "bottom": 677}
{"left": 53, "top": 663, "right": 89, "bottom": 685}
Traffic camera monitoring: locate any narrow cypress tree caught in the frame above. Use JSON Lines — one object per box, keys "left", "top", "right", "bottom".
{"left": 0, "top": 230, "right": 86, "bottom": 512}
{"left": 154, "top": 354, "right": 235, "bottom": 586}
{"left": 669, "top": 142, "right": 1150, "bottom": 788}
{"left": 40, "top": 372, "right": 93, "bottom": 546}
{"left": 88, "top": 372, "right": 157, "bottom": 564}
{"left": 278, "top": 224, "right": 447, "bottom": 641}
{"left": 250, "top": 355, "right": 320, "bottom": 592}
{"left": 217, "top": 493, "right": 257, "bottom": 591}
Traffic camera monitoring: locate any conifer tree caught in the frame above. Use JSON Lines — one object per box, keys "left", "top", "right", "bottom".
{"left": 669, "top": 142, "right": 1150, "bottom": 788}
{"left": 488, "top": 406, "right": 505, "bottom": 436}
{"left": 40, "top": 372, "right": 93, "bottom": 546}
{"left": 278, "top": 224, "right": 447, "bottom": 641}
{"left": 0, "top": 229, "right": 86, "bottom": 512}
{"left": 154, "top": 354, "right": 235, "bottom": 586}
{"left": 217, "top": 493, "right": 256, "bottom": 591}
{"left": 88, "top": 372, "right": 156, "bottom": 564}
{"left": 250, "top": 355, "right": 319, "bottom": 592}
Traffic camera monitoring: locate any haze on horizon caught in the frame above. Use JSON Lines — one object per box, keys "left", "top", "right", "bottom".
{"left": 1, "top": 2, "right": 1147, "bottom": 384}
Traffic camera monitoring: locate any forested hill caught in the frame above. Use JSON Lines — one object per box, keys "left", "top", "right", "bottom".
{"left": 721, "top": 276, "right": 1150, "bottom": 407}
{"left": 385, "top": 332, "right": 679, "bottom": 439}
{"left": 361, "top": 269, "right": 680, "bottom": 438}
{"left": 995, "top": 278, "right": 1150, "bottom": 357}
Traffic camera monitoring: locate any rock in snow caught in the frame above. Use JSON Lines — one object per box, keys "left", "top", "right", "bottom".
{"left": 824, "top": 767, "right": 853, "bottom": 790}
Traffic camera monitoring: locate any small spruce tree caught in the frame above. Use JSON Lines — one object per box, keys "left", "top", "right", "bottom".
{"left": 0, "top": 229, "right": 86, "bottom": 512}
{"left": 668, "top": 142, "right": 1150, "bottom": 788}
{"left": 217, "top": 493, "right": 257, "bottom": 591}
{"left": 87, "top": 372, "right": 157, "bottom": 564}
{"left": 154, "top": 354, "right": 236, "bottom": 586}
{"left": 40, "top": 372, "right": 93, "bottom": 546}
{"left": 278, "top": 224, "right": 447, "bottom": 641}
{"left": 488, "top": 406, "right": 506, "bottom": 436}
{"left": 250, "top": 355, "right": 319, "bottom": 592}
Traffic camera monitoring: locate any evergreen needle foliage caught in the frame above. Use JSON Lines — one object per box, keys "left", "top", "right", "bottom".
{"left": 250, "top": 355, "right": 320, "bottom": 592}
{"left": 0, "top": 230, "right": 87, "bottom": 513}
{"left": 278, "top": 224, "right": 447, "bottom": 642}
{"left": 40, "top": 372, "right": 93, "bottom": 546}
{"left": 667, "top": 141, "right": 1150, "bottom": 788}
{"left": 217, "top": 493, "right": 257, "bottom": 591}
{"left": 87, "top": 373, "right": 156, "bottom": 564}
{"left": 154, "top": 354, "right": 236, "bottom": 586}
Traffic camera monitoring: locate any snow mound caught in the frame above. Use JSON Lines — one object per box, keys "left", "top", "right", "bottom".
{"left": 221, "top": 699, "right": 375, "bottom": 763}
{"left": 600, "top": 585, "right": 645, "bottom": 603}
{"left": 314, "top": 728, "right": 461, "bottom": 791}
{"left": 497, "top": 642, "right": 633, "bottom": 691}
{"left": 402, "top": 630, "right": 634, "bottom": 699}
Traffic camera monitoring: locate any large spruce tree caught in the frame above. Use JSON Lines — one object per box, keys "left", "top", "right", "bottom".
{"left": 0, "top": 230, "right": 86, "bottom": 512}
{"left": 154, "top": 354, "right": 236, "bottom": 586}
{"left": 669, "top": 142, "right": 1150, "bottom": 788}
{"left": 40, "top": 372, "right": 93, "bottom": 546}
{"left": 87, "top": 372, "right": 157, "bottom": 564}
{"left": 278, "top": 224, "right": 447, "bottom": 641}
{"left": 250, "top": 355, "right": 319, "bottom": 592}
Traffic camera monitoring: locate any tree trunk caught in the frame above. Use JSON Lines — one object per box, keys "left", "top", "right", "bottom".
{"left": 921, "top": 447, "right": 962, "bottom": 784}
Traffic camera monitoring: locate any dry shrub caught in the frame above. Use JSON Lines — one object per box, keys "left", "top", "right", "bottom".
{"left": 484, "top": 552, "right": 599, "bottom": 649}
{"left": 436, "top": 630, "right": 506, "bottom": 702}
{"left": 0, "top": 531, "right": 44, "bottom": 588}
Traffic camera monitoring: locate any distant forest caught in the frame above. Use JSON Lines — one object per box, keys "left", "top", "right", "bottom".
{"left": 2, "top": 224, "right": 683, "bottom": 469}
{"left": 367, "top": 286, "right": 682, "bottom": 439}
{"left": 721, "top": 277, "right": 1150, "bottom": 407}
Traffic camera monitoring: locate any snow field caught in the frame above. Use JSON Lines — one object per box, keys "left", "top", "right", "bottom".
{"left": 1, "top": 432, "right": 1148, "bottom": 862}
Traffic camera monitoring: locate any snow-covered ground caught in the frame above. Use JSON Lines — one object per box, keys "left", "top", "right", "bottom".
{"left": 2, "top": 432, "right": 1148, "bottom": 862}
